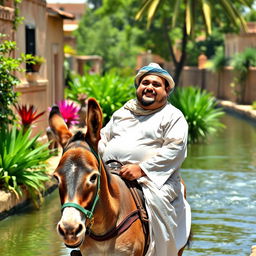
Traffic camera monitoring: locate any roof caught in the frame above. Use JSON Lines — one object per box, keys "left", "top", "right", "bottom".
{"left": 47, "top": 6, "right": 75, "bottom": 19}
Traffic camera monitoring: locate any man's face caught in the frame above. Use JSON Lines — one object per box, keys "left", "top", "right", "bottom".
{"left": 136, "top": 74, "right": 170, "bottom": 110}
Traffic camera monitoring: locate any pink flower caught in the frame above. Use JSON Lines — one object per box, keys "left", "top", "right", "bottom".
{"left": 57, "top": 100, "right": 79, "bottom": 128}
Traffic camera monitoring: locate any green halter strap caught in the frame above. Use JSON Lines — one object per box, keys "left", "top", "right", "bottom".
{"left": 61, "top": 144, "right": 101, "bottom": 220}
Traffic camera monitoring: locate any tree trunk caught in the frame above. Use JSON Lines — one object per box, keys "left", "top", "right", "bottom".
{"left": 162, "top": 19, "right": 188, "bottom": 87}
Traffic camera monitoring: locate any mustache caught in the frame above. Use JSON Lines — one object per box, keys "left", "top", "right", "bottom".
{"left": 143, "top": 88, "right": 156, "bottom": 95}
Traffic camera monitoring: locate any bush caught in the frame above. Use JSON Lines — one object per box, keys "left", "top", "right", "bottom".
{"left": 0, "top": 126, "right": 51, "bottom": 206}
{"left": 230, "top": 48, "right": 256, "bottom": 103}
{"left": 65, "top": 72, "right": 134, "bottom": 123}
{"left": 169, "top": 86, "right": 225, "bottom": 143}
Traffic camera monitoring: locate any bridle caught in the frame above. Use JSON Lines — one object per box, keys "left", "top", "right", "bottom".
{"left": 61, "top": 141, "right": 101, "bottom": 223}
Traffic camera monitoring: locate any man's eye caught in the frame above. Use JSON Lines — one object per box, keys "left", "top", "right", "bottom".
{"left": 142, "top": 81, "right": 150, "bottom": 85}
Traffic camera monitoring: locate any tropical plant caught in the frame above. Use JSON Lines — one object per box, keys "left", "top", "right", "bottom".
{"left": 57, "top": 100, "right": 79, "bottom": 128}
{"left": 65, "top": 72, "right": 134, "bottom": 123}
{"left": 15, "top": 104, "right": 45, "bottom": 132}
{"left": 0, "top": 126, "right": 51, "bottom": 206}
{"left": 230, "top": 47, "right": 256, "bottom": 103}
{"left": 136, "top": 0, "right": 252, "bottom": 86}
{"left": 169, "top": 86, "right": 225, "bottom": 143}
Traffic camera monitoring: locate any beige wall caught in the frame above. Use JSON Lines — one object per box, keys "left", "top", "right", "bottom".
{"left": 178, "top": 66, "right": 256, "bottom": 104}
{"left": 0, "top": 0, "right": 66, "bottom": 135}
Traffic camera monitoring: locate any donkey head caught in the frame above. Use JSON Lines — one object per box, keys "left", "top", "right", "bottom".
{"left": 49, "top": 98, "right": 103, "bottom": 248}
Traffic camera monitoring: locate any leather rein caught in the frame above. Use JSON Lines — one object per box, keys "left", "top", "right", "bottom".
{"left": 60, "top": 141, "right": 140, "bottom": 242}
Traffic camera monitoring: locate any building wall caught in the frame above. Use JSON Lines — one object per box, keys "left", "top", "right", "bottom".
{"left": 178, "top": 66, "right": 256, "bottom": 104}
{"left": 0, "top": 5, "right": 14, "bottom": 40}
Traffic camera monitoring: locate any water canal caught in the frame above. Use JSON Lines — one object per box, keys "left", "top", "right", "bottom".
{"left": 0, "top": 113, "right": 255, "bottom": 256}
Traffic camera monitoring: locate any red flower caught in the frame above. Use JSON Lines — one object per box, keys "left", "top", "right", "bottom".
{"left": 15, "top": 104, "right": 45, "bottom": 128}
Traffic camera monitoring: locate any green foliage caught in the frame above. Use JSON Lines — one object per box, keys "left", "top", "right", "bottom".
{"left": 252, "top": 101, "right": 256, "bottom": 110}
{"left": 75, "top": 6, "right": 143, "bottom": 72}
{"left": 0, "top": 126, "right": 51, "bottom": 206}
{"left": 230, "top": 47, "right": 256, "bottom": 103}
{"left": 207, "top": 46, "right": 228, "bottom": 72}
{"left": 0, "top": 35, "right": 26, "bottom": 126}
{"left": 65, "top": 72, "right": 134, "bottom": 123}
{"left": 169, "top": 86, "right": 225, "bottom": 143}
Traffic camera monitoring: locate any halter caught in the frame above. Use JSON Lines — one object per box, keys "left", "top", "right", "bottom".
{"left": 61, "top": 142, "right": 101, "bottom": 221}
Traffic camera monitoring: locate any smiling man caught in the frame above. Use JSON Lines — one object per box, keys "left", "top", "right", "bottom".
{"left": 99, "top": 63, "right": 191, "bottom": 256}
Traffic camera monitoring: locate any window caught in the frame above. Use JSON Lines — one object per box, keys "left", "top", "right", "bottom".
{"left": 25, "top": 24, "right": 36, "bottom": 72}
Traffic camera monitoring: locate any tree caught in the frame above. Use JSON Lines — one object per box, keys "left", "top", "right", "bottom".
{"left": 136, "top": 0, "right": 252, "bottom": 86}
{"left": 75, "top": 7, "right": 143, "bottom": 73}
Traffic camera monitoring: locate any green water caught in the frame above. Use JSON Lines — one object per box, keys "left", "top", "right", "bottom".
{"left": 0, "top": 114, "right": 255, "bottom": 256}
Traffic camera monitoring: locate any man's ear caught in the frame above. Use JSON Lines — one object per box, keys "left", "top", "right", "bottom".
{"left": 85, "top": 98, "right": 103, "bottom": 152}
{"left": 49, "top": 106, "right": 72, "bottom": 148}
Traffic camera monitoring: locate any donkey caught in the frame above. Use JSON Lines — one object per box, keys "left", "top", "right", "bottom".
{"left": 50, "top": 98, "right": 146, "bottom": 255}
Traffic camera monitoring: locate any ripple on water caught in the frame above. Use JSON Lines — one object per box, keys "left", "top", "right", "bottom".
{"left": 182, "top": 168, "right": 256, "bottom": 256}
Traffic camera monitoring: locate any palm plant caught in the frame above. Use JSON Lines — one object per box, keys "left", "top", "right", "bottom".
{"left": 169, "top": 86, "right": 225, "bottom": 143}
{"left": 65, "top": 72, "right": 134, "bottom": 124}
{"left": 0, "top": 126, "right": 51, "bottom": 206}
{"left": 15, "top": 104, "right": 45, "bottom": 132}
{"left": 135, "top": 0, "right": 252, "bottom": 85}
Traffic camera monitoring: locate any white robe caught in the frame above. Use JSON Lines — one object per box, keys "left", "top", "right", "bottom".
{"left": 99, "top": 102, "right": 191, "bottom": 256}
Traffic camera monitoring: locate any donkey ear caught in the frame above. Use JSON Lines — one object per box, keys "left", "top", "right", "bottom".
{"left": 49, "top": 106, "right": 73, "bottom": 148}
{"left": 85, "top": 98, "right": 103, "bottom": 152}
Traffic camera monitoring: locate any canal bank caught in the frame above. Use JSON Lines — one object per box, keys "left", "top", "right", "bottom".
{"left": 218, "top": 100, "right": 256, "bottom": 124}
{"left": 0, "top": 155, "right": 60, "bottom": 220}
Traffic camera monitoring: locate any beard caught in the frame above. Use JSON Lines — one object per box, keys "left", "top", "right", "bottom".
{"left": 136, "top": 89, "right": 156, "bottom": 106}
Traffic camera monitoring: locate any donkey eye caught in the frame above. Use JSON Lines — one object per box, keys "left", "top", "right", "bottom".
{"left": 89, "top": 174, "right": 98, "bottom": 183}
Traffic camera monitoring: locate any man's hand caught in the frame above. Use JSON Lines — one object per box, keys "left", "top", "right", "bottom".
{"left": 119, "top": 164, "right": 145, "bottom": 181}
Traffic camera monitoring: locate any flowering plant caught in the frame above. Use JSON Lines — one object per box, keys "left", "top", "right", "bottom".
{"left": 57, "top": 100, "right": 79, "bottom": 128}
{"left": 15, "top": 104, "right": 45, "bottom": 131}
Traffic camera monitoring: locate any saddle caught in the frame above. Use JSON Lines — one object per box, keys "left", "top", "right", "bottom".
{"left": 105, "top": 160, "right": 150, "bottom": 254}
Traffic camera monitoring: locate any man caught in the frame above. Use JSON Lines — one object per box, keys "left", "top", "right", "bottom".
{"left": 99, "top": 63, "right": 191, "bottom": 256}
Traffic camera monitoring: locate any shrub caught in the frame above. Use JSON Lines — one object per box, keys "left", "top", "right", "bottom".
{"left": 169, "top": 86, "right": 225, "bottom": 143}
{"left": 0, "top": 126, "right": 51, "bottom": 206}
{"left": 230, "top": 48, "right": 256, "bottom": 103}
{"left": 65, "top": 72, "right": 134, "bottom": 123}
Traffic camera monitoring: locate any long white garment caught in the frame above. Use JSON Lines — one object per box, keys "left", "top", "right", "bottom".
{"left": 99, "top": 102, "right": 191, "bottom": 256}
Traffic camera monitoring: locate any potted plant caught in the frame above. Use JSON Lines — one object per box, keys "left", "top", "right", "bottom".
{"left": 26, "top": 55, "right": 45, "bottom": 73}
{"left": 31, "top": 55, "right": 45, "bottom": 72}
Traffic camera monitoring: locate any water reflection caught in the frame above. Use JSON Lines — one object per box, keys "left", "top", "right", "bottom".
{"left": 0, "top": 190, "right": 72, "bottom": 256}
{"left": 0, "top": 114, "right": 255, "bottom": 256}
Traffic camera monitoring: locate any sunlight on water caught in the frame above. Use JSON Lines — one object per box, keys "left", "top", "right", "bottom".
{"left": 0, "top": 114, "right": 255, "bottom": 256}
{"left": 182, "top": 114, "right": 256, "bottom": 256}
